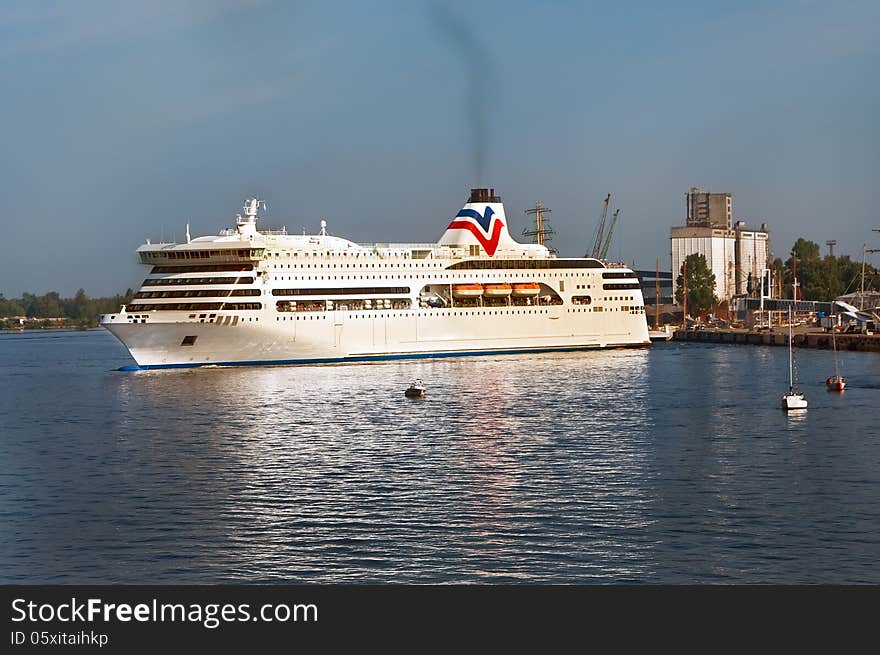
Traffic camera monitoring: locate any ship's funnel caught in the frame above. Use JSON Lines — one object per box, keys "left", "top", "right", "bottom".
{"left": 438, "top": 188, "right": 519, "bottom": 256}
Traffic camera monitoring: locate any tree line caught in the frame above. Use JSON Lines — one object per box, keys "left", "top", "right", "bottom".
{"left": 676, "top": 238, "right": 879, "bottom": 315}
{"left": 776, "top": 238, "right": 876, "bottom": 302}
{"left": 0, "top": 289, "right": 134, "bottom": 328}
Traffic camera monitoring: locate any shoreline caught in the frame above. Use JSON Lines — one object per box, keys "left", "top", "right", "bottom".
{"left": 0, "top": 326, "right": 103, "bottom": 334}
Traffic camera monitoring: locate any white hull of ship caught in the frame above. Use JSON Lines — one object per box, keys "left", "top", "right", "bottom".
{"left": 104, "top": 308, "right": 650, "bottom": 368}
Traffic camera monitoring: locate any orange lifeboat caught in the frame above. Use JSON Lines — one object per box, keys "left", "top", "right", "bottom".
{"left": 512, "top": 282, "right": 540, "bottom": 297}
{"left": 483, "top": 283, "right": 513, "bottom": 297}
{"left": 452, "top": 283, "right": 484, "bottom": 298}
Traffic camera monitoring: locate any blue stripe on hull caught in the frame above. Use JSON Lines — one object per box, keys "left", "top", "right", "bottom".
{"left": 118, "top": 343, "right": 649, "bottom": 371}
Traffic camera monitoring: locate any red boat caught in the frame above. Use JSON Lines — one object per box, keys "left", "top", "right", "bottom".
{"left": 826, "top": 375, "right": 846, "bottom": 391}
{"left": 826, "top": 328, "right": 846, "bottom": 391}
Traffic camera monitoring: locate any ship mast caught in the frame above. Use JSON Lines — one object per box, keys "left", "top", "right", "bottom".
{"left": 655, "top": 257, "right": 660, "bottom": 329}
{"left": 236, "top": 197, "right": 265, "bottom": 237}
{"left": 523, "top": 201, "right": 556, "bottom": 254}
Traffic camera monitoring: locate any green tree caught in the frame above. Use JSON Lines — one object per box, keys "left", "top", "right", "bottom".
{"left": 784, "top": 238, "right": 822, "bottom": 300}
{"left": 0, "top": 288, "right": 137, "bottom": 327}
{"left": 790, "top": 238, "right": 821, "bottom": 262}
{"left": 778, "top": 239, "right": 879, "bottom": 301}
{"left": 835, "top": 254, "right": 876, "bottom": 298}
{"left": 0, "top": 294, "right": 26, "bottom": 317}
{"left": 675, "top": 253, "right": 717, "bottom": 315}
{"left": 70, "top": 288, "right": 92, "bottom": 323}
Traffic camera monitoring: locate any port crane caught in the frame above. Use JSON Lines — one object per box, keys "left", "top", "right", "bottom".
{"left": 587, "top": 193, "right": 611, "bottom": 259}
{"left": 599, "top": 209, "right": 620, "bottom": 260}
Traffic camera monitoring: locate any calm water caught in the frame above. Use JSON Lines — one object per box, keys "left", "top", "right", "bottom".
{"left": 1, "top": 329, "right": 879, "bottom": 583}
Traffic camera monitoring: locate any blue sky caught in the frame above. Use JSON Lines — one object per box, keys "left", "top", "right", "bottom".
{"left": 1, "top": 0, "right": 878, "bottom": 296}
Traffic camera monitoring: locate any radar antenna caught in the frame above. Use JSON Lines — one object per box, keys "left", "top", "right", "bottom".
{"left": 236, "top": 197, "right": 266, "bottom": 236}
{"left": 242, "top": 197, "right": 266, "bottom": 220}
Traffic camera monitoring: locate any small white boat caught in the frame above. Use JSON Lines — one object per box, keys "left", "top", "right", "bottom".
{"left": 648, "top": 325, "right": 673, "bottom": 342}
{"left": 404, "top": 379, "right": 425, "bottom": 398}
{"left": 782, "top": 390, "right": 808, "bottom": 410}
{"left": 782, "top": 309, "right": 807, "bottom": 411}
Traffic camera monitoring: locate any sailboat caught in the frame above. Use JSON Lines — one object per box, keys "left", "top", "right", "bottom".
{"left": 782, "top": 308, "right": 808, "bottom": 410}
{"left": 825, "top": 325, "right": 846, "bottom": 391}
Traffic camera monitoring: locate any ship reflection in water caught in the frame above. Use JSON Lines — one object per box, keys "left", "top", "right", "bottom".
{"left": 103, "top": 347, "right": 655, "bottom": 582}
{"left": 2, "top": 330, "right": 879, "bottom": 583}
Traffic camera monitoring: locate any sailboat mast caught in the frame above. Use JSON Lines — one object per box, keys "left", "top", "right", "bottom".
{"left": 655, "top": 257, "right": 660, "bottom": 329}
{"left": 789, "top": 308, "right": 794, "bottom": 391}
{"left": 833, "top": 327, "right": 840, "bottom": 378}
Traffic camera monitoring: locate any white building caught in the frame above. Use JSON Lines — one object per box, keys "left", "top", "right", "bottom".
{"left": 734, "top": 222, "right": 770, "bottom": 296}
{"left": 671, "top": 226, "right": 736, "bottom": 303}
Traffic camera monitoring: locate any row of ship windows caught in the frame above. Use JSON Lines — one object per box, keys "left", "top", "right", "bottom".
{"left": 278, "top": 301, "right": 412, "bottom": 312}
{"left": 270, "top": 275, "right": 595, "bottom": 282}
{"left": 134, "top": 289, "right": 261, "bottom": 299}
{"left": 185, "top": 314, "right": 258, "bottom": 324}
{"left": 151, "top": 265, "right": 254, "bottom": 274}
{"left": 275, "top": 297, "right": 648, "bottom": 312}
{"left": 447, "top": 260, "right": 608, "bottom": 270}
{"left": 142, "top": 276, "right": 254, "bottom": 286}
{"left": 146, "top": 262, "right": 637, "bottom": 276}
{"left": 263, "top": 259, "right": 628, "bottom": 271}
{"left": 272, "top": 286, "right": 409, "bottom": 296}
{"left": 163, "top": 307, "right": 646, "bottom": 327}
{"left": 271, "top": 308, "right": 649, "bottom": 319}
{"left": 267, "top": 253, "right": 433, "bottom": 261}
{"left": 269, "top": 307, "right": 648, "bottom": 320}
{"left": 269, "top": 261, "right": 436, "bottom": 268}
{"left": 143, "top": 249, "right": 265, "bottom": 260}
{"left": 274, "top": 309, "right": 557, "bottom": 321}
{"left": 567, "top": 306, "right": 645, "bottom": 313}
{"left": 265, "top": 260, "right": 632, "bottom": 273}
{"left": 184, "top": 305, "right": 642, "bottom": 327}
{"left": 263, "top": 273, "right": 640, "bottom": 286}
{"left": 269, "top": 269, "right": 606, "bottom": 278}
{"left": 130, "top": 303, "right": 262, "bottom": 311}
{"left": 185, "top": 307, "right": 641, "bottom": 321}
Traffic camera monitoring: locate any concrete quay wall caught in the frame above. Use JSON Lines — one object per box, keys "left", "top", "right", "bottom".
{"left": 673, "top": 329, "right": 880, "bottom": 352}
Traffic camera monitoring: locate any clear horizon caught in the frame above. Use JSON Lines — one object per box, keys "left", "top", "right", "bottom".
{"left": 2, "top": 0, "right": 878, "bottom": 297}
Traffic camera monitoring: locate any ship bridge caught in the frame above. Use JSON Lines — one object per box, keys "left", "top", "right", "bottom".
{"left": 137, "top": 242, "right": 267, "bottom": 266}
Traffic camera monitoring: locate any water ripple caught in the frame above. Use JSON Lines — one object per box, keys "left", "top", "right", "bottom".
{"left": 1, "top": 331, "right": 879, "bottom": 582}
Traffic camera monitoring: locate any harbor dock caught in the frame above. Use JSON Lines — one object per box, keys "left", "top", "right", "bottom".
{"left": 673, "top": 329, "right": 880, "bottom": 352}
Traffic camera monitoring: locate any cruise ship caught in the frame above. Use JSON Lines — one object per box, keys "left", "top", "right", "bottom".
{"left": 101, "top": 188, "right": 650, "bottom": 369}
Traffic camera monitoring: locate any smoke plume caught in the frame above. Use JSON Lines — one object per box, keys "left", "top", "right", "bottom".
{"left": 431, "top": 3, "right": 497, "bottom": 185}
